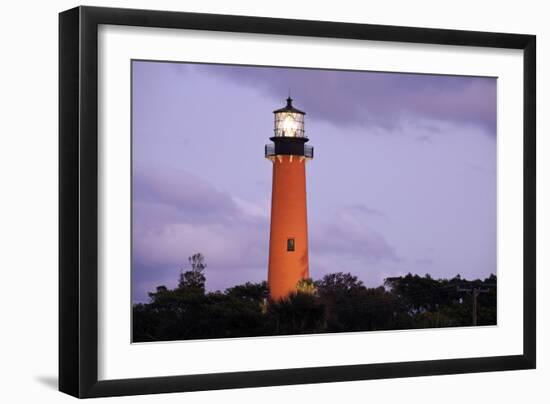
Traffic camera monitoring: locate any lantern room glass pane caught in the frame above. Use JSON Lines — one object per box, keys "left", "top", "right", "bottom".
{"left": 274, "top": 112, "right": 305, "bottom": 138}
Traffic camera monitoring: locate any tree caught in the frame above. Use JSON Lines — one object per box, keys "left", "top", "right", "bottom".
{"left": 296, "top": 278, "right": 317, "bottom": 295}
{"left": 315, "top": 272, "right": 364, "bottom": 294}
{"left": 134, "top": 267, "right": 496, "bottom": 342}
{"left": 384, "top": 273, "right": 443, "bottom": 313}
{"left": 225, "top": 281, "right": 268, "bottom": 302}
{"left": 267, "top": 292, "right": 326, "bottom": 335}
{"left": 178, "top": 253, "right": 207, "bottom": 292}
{"left": 189, "top": 253, "right": 207, "bottom": 273}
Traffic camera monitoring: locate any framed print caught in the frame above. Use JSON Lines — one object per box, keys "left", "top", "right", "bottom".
{"left": 59, "top": 6, "right": 536, "bottom": 398}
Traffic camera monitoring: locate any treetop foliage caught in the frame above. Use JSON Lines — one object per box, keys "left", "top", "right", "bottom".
{"left": 134, "top": 254, "right": 497, "bottom": 342}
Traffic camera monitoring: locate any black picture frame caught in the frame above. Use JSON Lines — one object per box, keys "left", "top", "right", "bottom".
{"left": 59, "top": 5, "right": 536, "bottom": 398}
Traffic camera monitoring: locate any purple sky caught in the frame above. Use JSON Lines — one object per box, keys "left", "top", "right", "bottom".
{"left": 132, "top": 60, "right": 496, "bottom": 303}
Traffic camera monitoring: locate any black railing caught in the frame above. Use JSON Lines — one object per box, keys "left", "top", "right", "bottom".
{"left": 304, "top": 145, "right": 314, "bottom": 158}
{"left": 265, "top": 143, "right": 314, "bottom": 158}
{"left": 265, "top": 144, "right": 275, "bottom": 157}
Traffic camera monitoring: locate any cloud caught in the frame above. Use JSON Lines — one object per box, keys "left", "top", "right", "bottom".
{"left": 133, "top": 164, "right": 269, "bottom": 273}
{"left": 188, "top": 64, "right": 496, "bottom": 135}
{"left": 133, "top": 165, "right": 240, "bottom": 223}
{"left": 344, "top": 204, "right": 387, "bottom": 220}
{"left": 311, "top": 207, "right": 399, "bottom": 264}
{"left": 132, "top": 164, "right": 400, "bottom": 300}
{"left": 134, "top": 221, "right": 266, "bottom": 269}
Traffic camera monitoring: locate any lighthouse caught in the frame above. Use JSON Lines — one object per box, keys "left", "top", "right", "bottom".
{"left": 265, "top": 97, "right": 314, "bottom": 300}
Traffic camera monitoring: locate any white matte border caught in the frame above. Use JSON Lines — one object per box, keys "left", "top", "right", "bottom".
{"left": 98, "top": 25, "right": 524, "bottom": 381}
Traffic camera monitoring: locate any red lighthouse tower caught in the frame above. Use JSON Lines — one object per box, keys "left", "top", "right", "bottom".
{"left": 265, "top": 97, "right": 314, "bottom": 300}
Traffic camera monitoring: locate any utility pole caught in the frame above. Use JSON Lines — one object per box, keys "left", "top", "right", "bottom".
{"left": 457, "top": 287, "right": 490, "bottom": 326}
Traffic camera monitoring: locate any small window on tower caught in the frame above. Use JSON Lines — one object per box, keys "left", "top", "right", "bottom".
{"left": 287, "top": 238, "right": 295, "bottom": 252}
